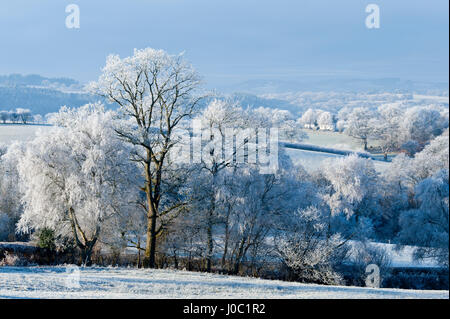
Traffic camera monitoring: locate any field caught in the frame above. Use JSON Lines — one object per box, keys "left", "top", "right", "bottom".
{"left": 0, "top": 124, "right": 51, "bottom": 145}
{"left": 286, "top": 129, "right": 390, "bottom": 172}
{"left": 302, "top": 130, "right": 367, "bottom": 151}
{"left": 0, "top": 266, "right": 447, "bottom": 299}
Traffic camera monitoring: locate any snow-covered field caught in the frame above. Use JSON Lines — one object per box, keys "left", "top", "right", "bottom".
{"left": 413, "top": 94, "right": 449, "bottom": 104}
{"left": 0, "top": 266, "right": 447, "bottom": 299}
{"left": 286, "top": 148, "right": 390, "bottom": 173}
{"left": 0, "top": 124, "right": 51, "bottom": 145}
{"left": 302, "top": 130, "right": 368, "bottom": 151}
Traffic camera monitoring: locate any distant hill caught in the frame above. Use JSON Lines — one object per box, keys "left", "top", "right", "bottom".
{"left": 0, "top": 74, "right": 81, "bottom": 90}
{"left": 0, "top": 74, "right": 303, "bottom": 116}
{"left": 1, "top": 74, "right": 448, "bottom": 117}
{"left": 221, "top": 77, "right": 449, "bottom": 95}
{"left": 0, "top": 74, "right": 97, "bottom": 115}
{"left": 0, "top": 86, "right": 97, "bottom": 115}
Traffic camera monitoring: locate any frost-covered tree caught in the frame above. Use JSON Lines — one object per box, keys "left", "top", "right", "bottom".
{"left": 399, "top": 106, "right": 446, "bottom": 146}
{"left": 9, "top": 110, "right": 19, "bottom": 123}
{"left": 17, "top": 104, "right": 139, "bottom": 264}
{"left": 167, "top": 145, "right": 304, "bottom": 274}
{"left": 372, "top": 103, "right": 404, "bottom": 160}
{"left": 218, "top": 165, "right": 286, "bottom": 274}
{"left": 336, "top": 106, "right": 352, "bottom": 132}
{"left": 298, "top": 108, "right": 318, "bottom": 129}
{"left": 375, "top": 153, "right": 412, "bottom": 239}
{"left": 254, "top": 107, "right": 306, "bottom": 142}
{"left": 410, "top": 131, "right": 449, "bottom": 183}
{"left": 317, "top": 111, "right": 334, "bottom": 131}
{"left": 321, "top": 154, "right": 378, "bottom": 220}
{"left": 375, "top": 130, "right": 449, "bottom": 243}
{"left": 401, "top": 140, "right": 421, "bottom": 157}
{"left": 191, "top": 99, "right": 253, "bottom": 272}
{"left": 0, "top": 142, "right": 25, "bottom": 241}
{"left": 88, "top": 48, "right": 203, "bottom": 268}
{"left": 0, "top": 111, "right": 9, "bottom": 124}
{"left": 275, "top": 206, "right": 347, "bottom": 285}
{"left": 33, "top": 114, "right": 44, "bottom": 125}
{"left": 345, "top": 107, "right": 376, "bottom": 150}
{"left": 16, "top": 108, "right": 32, "bottom": 124}
{"left": 159, "top": 202, "right": 206, "bottom": 270}
{"left": 397, "top": 169, "right": 449, "bottom": 267}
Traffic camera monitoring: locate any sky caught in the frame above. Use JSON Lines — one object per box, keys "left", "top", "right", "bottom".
{"left": 0, "top": 0, "right": 448, "bottom": 89}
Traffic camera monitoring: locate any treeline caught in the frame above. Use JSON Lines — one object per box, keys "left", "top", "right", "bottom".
{"left": 0, "top": 108, "right": 39, "bottom": 124}
{"left": 297, "top": 104, "right": 448, "bottom": 156}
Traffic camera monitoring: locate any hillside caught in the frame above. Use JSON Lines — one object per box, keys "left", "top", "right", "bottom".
{"left": 0, "top": 74, "right": 96, "bottom": 115}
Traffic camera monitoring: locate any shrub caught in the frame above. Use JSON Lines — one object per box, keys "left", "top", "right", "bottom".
{"left": 37, "top": 228, "right": 56, "bottom": 251}
{"left": 348, "top": 242, "right": 392, "bottom": 287}
{"left": 0, "top": 251, "right": 28, "bottom": 266}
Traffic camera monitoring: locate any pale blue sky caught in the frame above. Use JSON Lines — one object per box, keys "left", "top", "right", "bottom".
{"left": 0, "top": 0, "right": 448, "bottom": 88}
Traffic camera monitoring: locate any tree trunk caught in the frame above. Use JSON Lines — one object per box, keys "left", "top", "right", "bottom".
{"left": 80, "top": 239, "right": 97, "bottom": 266}
{"left": 68, "top": 207, "right": 97, "bottom": 266}
{"left": 206, "top": 209, "right": 214, "bottom": 272}
{"left": 137, "top": 239, "right": 141, "bottom": 268}
{"left": 143, "top": 157, "right": 159, "bottom": 269}
{"left": 188, "top": 251, "right": 192, "bottom": 271}
{"left": 221, "top": 221, "right": 230, "bottom": 270}
{"left": 144, "top": 209, "right": 157, "bottom": 268}
{"left": 233, "top": 237, "right": 246, "bottom": 274}
{"left": 206, "top": 172, "right": 217, "bottom": 273}
{"left": 173, "top": 251, "right": 178, "bottom": 269}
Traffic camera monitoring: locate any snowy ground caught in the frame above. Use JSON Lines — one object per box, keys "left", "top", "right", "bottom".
{"left": 285, "top": 130, "right": 390, "bottom": 173}
{"left": 412, "top": 94, "right": 449, "bottom": 104}
{"left": 286, "top": 148, "right": 390, "bottom": 173}
{"left": 302, "top": 130, "right": 368, "bottom": 151}
{"left": 0, "top": 124, "right": 51, "bottom": 145}
{"left": 0, "top": 266, "right": 447, "bottom": 299}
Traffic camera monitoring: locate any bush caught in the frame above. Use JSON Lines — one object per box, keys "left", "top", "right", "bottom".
{"left": 0, "top": 251, "right": 28, "bottom": 266}
{"left": 275, "top": 208, "right": 349, "bottom": 285}
{"left": 384, "top": 268, "right": 449, "bottom": 290}
{"left": 347, "top": 242, "right": 392, "bottom": 287}
{"left": 37, "top": 228, "right": 56, "bottom": 251}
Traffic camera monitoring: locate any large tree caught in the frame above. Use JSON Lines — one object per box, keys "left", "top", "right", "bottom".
{"left": 0, "top": 142, "right": 25, "bottom": 241}
{"left": 193, "top": 99, "right": 249, "bottom": 272}
{"left": 345, "top": 107, "right": 376, "bottom": 151}
{"left": 372, "top": 103, "right": 403, "bottom": 160}
{"left": 16, "top": 104, "right": 138, "bottom": 265}
{"left": 88, "top": 48, "right": 203, "bottom": 268}
{"left": 397, "top": 169, "right": 449, "bottom": 267}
